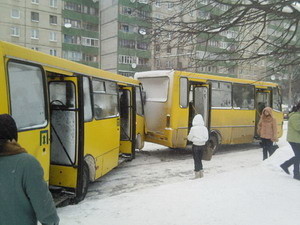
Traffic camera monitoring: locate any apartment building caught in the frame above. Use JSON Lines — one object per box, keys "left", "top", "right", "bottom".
{"left": 62, "top": 0, "right": 100, "bottom": 68}
{"left": 100, "top": 0, "right": 152, "bottom": 76}
{"left": 0, "top": 0, "right": 62, "bottom": 56}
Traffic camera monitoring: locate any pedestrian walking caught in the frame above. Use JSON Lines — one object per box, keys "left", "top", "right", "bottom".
{"left": 187, "top": 114, "right": 209, "bottom": 179}
{"left": 257, "top": 107, "right": 278, "bottom": 160}
{"left": 280, "top": 102, "right": 300, "bottom": 180}
{"left": 0, "top": 114, "right": 60, "bottom": 225}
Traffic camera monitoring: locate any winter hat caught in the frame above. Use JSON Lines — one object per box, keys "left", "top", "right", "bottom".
{"left": 0, "top": 114, "right": 18, "bottom": 143}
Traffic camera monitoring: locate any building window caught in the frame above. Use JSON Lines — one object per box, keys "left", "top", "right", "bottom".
{"left": 81, "top": 37, "right": 99, "bottom": 47}
{"left": 31, "top": 0, "right": 39, "bottom": 4}
{"left": 64, "top": 2, "right": 81, "bottom": 13}
{"left": 155, "top": 59, "right": 161, "bottom": 67}
{"left": 119, "top": 39, "right": 136, "bottom": 49}
{"left": 49, "top": 32, "right": 57, "bottom": 42}
{"left": 11, "top": 9, "right": 20, "bottom": 19}
{"left": 49, "top": 15, "right": 57, "bottom": 25}
{"left": 155, "top": 0, "right": 161, "bottom": 7}
{"left": 64, "top": 18, "right": 81, "bottom": 29}
{"left": 83, "top": 54, "right": 98, "bottom": 62}
{"left": 155, "top": 45, "right": 160, "bottom": 52}
{"left": 120, "top": 24, "right": 129, "bottom": 32}
{"left": 137, "top": 42, "right": 148, "bottom": 50}
{"left": 11, "top": 27, "right": 20, "bottom": 37}
{"left": 63, "top": 51, "right": 82, "bottom": 61}
{"left": 31, "top": 29, "right": 39, "bottom": 39}
{"left": 118, "top": 55, "right": 137, "bottom": 64}
{"left": 31, "top": 12, "right": 39, "bottom": 22}
{"left": 166, "top": 60, "right": 172, "bottom": 68}
{"left": 167, "top": 45, "right": 171, "bottom": 54}
{"left": 64, "top": 34, "right": 81, "bottom": 44}
{"left": 138, "top": 58, "right": 149, "bottom": 66}
{"left": 121, "top": 6, "right": 133, "bottom": 16}
{"left": 50, "top": 0, "right": 58, "bottom": 8}
{"left": 138, "top": 0, "right": 148, "bottom": 3}
{"left": 50, "top": 49, "right": 57, "bottom": 56}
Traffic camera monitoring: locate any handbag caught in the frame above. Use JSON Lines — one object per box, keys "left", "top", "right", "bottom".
{"left": 202, "top": 146, "right": 213, "bottom": 161}
{"left": 270, "top": 143, "right": 279, "bottom": 156}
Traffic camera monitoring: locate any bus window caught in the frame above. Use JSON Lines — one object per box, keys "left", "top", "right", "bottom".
{"left": 180, "top": 77, "right": 188, "bottom": 108}
{"left": 92, "top": 79, "right": 118, "bottom": 119}
{"left": 8, "top": 61, "right": 47, "bottom": 130}
{"left": 136, "top": 86, "right": 144, "bottom": 116}
{"left": 233, "top": 84, "right": 254, "bottom": 109}
{"left": 139, "top": 77, "right": 169, "bottom": 102}
{"left": 211, "top": 81, "right": 231, "bottom": 108}
{"left": 83, "top": 77, "right": 92, "bottom": 122}
{"left": 272, "top": 87, "right": 281, "bottom": 111}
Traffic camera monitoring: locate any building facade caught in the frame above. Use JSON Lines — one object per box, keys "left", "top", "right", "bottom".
{"left": 100, "top": 0, "right": 152, "bottom": 76}
{"left": 0, "top": 0, "right": 62, "bottom": 56}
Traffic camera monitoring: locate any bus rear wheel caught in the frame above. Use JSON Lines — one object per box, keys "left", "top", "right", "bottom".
{"left": 208, "top": 134, "right": 219, "bottom": 155}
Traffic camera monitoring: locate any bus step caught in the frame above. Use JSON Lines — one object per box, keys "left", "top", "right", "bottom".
{"left": 50, "top": 186, "right": 75, "bottom": 207}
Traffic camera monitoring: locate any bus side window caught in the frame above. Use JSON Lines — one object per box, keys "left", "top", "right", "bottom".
{"left": 8, "top": 61, "right": 47, "bottom": 130}
{"left": 233, "top": 84, "right": 254, "bottom": 110}
{"left": 92, "top": 79, "right": 118, "bottom": 119}
{"left": 211, "top": 81, "right": 231, "bottom": 108}
{"left": 272, "top": 87, "right": 281, "bottom": 111}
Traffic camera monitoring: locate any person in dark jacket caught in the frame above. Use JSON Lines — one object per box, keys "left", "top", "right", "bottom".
{"left": 0, "top": 114, "right": 60, "bottom": 225}
{"left": 280, "top": 102, "right": 300, "bottom": 180}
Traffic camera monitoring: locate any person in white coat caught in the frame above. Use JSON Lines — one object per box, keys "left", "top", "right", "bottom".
{"left": 187, "top": 114, "right": 209, "bottom": 179}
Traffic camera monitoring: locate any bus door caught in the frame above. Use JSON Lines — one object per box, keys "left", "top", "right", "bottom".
{"left": 48, "top": 74, "right": 85, "bottom": 199}
{"left": 119, "top": 86, "right": 136, "bottom": 159}
{"left": 6, "top": 60, "right": 50, "bottom": 182}
{"left": 255, "top": 88, "right": 271, "bottom": 137}
{"left": 189, "top": 82, "right": 211, "bottom": 130}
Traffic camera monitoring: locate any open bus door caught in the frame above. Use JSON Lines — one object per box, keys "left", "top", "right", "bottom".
{"left": 47, "top": 73, "right": 86, "bottom": 202}
{"left": 189, "top": 82, "right": 211, "bottom": 131}
{"left": 119, "top": 86, "right": 136, "bottom": 159}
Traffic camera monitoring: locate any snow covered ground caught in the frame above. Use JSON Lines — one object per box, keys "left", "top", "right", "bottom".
{"left": 58, "top": 123, "right": 300, "bottom": 225}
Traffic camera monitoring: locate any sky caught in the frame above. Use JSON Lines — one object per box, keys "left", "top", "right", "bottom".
{"left": 57, "top": 123, "right": 300, "bottom": 225}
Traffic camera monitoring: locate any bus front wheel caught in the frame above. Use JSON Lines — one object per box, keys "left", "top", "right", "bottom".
{"left": 73, "top": 162, "right": 90, "bottom": 204}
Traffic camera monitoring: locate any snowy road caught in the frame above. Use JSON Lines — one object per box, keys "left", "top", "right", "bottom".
{"left": 86, "top": 143, "right": 261, "bottom": 200}
{"left": 58, "top": 124, "right": 300, "bottom": 225}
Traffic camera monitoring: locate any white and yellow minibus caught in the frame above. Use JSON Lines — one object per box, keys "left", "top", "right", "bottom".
{"left": 135, "top": 70, "right": 283, "bottom": 152}
{"left": 0, "top": 41, "right": 144, "bottom": 202}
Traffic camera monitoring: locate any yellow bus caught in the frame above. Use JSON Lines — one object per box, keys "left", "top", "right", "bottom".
{"left": 0, "top": 41, "right": 144, "bottom": 202}
{"left": 135, "top": 70, "right": 283, "bottom": 152}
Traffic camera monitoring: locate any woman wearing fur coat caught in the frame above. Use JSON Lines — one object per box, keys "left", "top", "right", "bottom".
{"left": 257, "top": 107, "right": 278, "bottom": 160}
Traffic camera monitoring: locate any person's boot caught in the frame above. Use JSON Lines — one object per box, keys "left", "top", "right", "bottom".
{"left": 199, "top": 170, "right": 204, "bottom": 178}
{"left": 280, "top": 163, "right": 290, "bottom": 174}
{"left": 195, "top": 171, "right": 201, "bottom": 179}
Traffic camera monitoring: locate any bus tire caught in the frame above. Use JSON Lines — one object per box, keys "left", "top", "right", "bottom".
{"left": 73, "top": 162, "right": 90, "bottom": 204}
{"left": 208, "top": 134, "right": 219, "bottom": 155}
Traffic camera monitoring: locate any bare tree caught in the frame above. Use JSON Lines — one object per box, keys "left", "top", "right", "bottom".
{"left": 148, "top": 0, "right": 300, "bottom": 80}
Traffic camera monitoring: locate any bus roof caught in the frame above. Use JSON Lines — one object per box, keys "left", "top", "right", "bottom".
{"left": 0, "top": 41, "right": 139, "bottom": 86}
{"left": 135, "top": 70, "right": 278, "bottom": 88}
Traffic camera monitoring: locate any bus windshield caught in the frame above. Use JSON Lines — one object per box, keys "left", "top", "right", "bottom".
{"left": 139, "top": 77, "right": 169, "bottom": 102}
